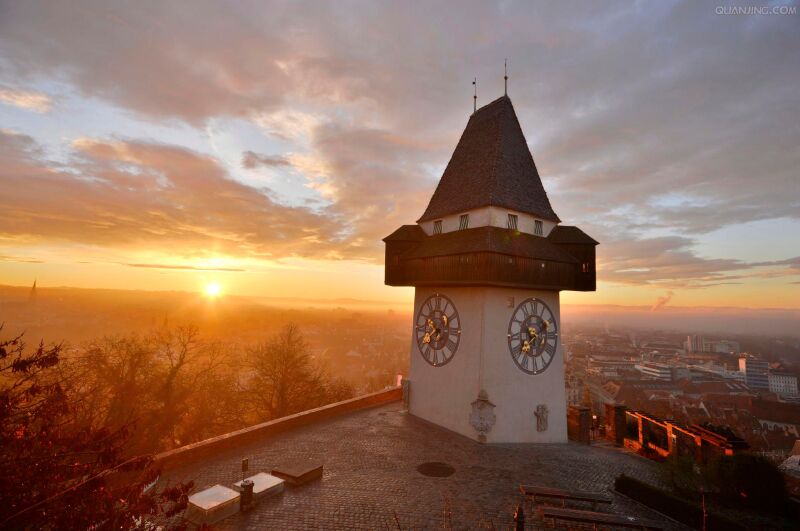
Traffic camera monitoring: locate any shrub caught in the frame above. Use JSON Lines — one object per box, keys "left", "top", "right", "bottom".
{"left": 705, "top": 454, "right": 792, "bottom": 516}
{"left": 614, "top": 474, "right": 747, "bottom": 531}
{"left": 660, "top": 454, "right": 703, "bottom": 496}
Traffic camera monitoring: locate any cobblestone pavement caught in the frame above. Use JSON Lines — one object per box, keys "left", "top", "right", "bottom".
{"left": 161, "top": 402, "right": 686, "bottom": 530}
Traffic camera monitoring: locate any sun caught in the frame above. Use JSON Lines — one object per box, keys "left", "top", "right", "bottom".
{"left": 204, "top": 282, "right": 222, "bottom": 298}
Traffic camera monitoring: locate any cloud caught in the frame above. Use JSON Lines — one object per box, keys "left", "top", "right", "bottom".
{"left": 748, "top": 256, "right": 800, "bottom": 279}
{"left": 252, "top": 109, "right": 322, "bottom": 141}
{"left": 0, "top": 86, "right": 53, "bottom": 113}
{"left": 596, "top": 235, "right": 800, "bottom": 289}
{"left": 0, "top": 254, "right": 43, "bottom": 263}
{"left": 124, "top": 263, "right": 246, "bottom": 272}
{"left": 241, "top": 150, "right": 291, "bottom": 169}
{"left": 598, "top": 235, "right": 750, "bottom": 288}
{"left": 0, "top": 1, "right": 798, "bottom": 288}
{"left": 0, "top": 130, "right": 358, "bottom": 260}
{"left": 300, "top": 123, "right": 439, "bottom": 249}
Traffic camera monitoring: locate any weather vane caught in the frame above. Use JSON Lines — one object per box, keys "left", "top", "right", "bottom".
{"left": 504, "top": 59, "right": 508, "bottom": 96}
{"left": 473, "top": 77, "right": 477, "bottom": 113}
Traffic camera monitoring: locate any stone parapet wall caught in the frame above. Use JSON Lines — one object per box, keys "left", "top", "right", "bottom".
{"left": 604, "top": 403, "right": 627, "bottom": 446}
{"left": 567, "top": 405, "right": 590, "bottom": 444}
{"left": 153, "top": 387, "right": 402, "bottom": 472}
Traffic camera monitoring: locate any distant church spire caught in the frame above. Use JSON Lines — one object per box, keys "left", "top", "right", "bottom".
{"left": 504, "top": 59, "right": 508, "bottom": 96}
{"left": 29, "top": 278, "right": 37, "bottom": 302}
{"left": 472, "top": 77, "right": 477, "bottom": 113}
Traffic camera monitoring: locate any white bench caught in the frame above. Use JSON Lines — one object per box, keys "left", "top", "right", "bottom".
{"left": 234, "top": 472, "right": 285, "bottom": 501}
{"left": 185, "top": 484, "right": 240, "bottom": 525}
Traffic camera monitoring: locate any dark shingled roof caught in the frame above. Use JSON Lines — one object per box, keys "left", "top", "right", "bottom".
{"left": 547, "top": 225, "right": 599, "bottom": 245}
{"left": 418, "top": 95, "right": 560, "bottom": 223}
{"left": 382, "top": 225, "right": 425, "bottom": 242}
{"left": 405, "top": 226, "right": 578, "bottom": 263}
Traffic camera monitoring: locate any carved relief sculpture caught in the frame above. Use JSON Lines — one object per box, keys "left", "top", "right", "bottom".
{"left": 401, "top": 378, "right": 410, "bottom": 409}
{"left": 470, "top": 389, "right": 496, "bottom": 443}
{"left": 535, "top": 404, "right": 548, "bottom": 432}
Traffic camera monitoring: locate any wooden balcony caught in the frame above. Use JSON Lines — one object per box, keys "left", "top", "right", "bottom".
{"left": 385, "top": 251, "right": 594, "bottom": 291}
{"left": 383, "top": 224, "right": 597, "bottom": 292}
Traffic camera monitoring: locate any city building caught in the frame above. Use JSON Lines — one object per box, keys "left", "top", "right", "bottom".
{"left": 690, "top": 361, "right": 746, "bottom": 382}
{"left": 383, "top": 95, "right": 597, "bottom": 443}
{"left": 686, "top": 334, "right": 704, "bottom": 353}
{"left": 634, "top": 362, "right": 672, "bottom": 380}
{"left": 635, "top": 361, "right": 691, "bottom": 382}
{"left": 710, "top": 339, "right": 740, "bottom": 355}
{"left": 587, "top": 355, "right": 638, "bottom": 378}
{"left": 686, "top": 335, "right": 739, "bottom": 354}
{"left": 769, "top": 372, "right": 799, "bottom": 397}
{"left": 739, "top": 357, "right": 770, "bottom": 390}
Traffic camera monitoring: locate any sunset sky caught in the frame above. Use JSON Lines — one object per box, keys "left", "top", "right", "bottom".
{"left": 1, "top": 1, "right": 798, "bottom": 310}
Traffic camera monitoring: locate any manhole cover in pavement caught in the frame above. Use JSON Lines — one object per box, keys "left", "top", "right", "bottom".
{"left": 416, "top": 462, "right": 455, "bottom": 477}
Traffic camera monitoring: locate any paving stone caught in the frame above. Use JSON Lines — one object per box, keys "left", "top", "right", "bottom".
{"left": 160, "top": 402, "right": 687, "bottom": 530}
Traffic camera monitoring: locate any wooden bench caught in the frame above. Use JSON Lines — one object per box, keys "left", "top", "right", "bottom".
{"left": 272, "top": 460, "right": 323, "bottom": 486}
{"left": 538, "top": 506, "right": 665, "bottom": 530}
{"left": 519, "top": 484, "right": 612, "bottom": 510}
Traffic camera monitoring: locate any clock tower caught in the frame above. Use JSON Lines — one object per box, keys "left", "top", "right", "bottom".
{"left": 384, "top": 95, "right": 597, "bottom": 443}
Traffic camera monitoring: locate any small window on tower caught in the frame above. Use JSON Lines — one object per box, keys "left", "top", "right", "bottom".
{"left": 433, "top": 220, "right": 442, "bottom": 234}
{"left": 582, "top": 262, "right": 590, "bottom": 273}
{"left": 507, "top": 214, "right": 518, "bottom": 230}
{"left": 534, "top": 220, "right": 543, "bottom": 236}
{"left": 459, "top": 214, "right": 470, "bottom": 230}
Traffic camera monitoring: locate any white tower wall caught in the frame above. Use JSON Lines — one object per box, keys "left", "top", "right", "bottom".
{"left": 408, "top": 286, "right": 568, "bottom": 443}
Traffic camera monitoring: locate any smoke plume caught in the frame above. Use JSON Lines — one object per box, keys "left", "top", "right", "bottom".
{"left": 650, "top": 291, "right": 674, "bottom": 311}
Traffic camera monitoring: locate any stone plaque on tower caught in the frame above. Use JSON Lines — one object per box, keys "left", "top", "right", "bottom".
{"left": 384, "top": 95, "right": 597, "bottom": 443}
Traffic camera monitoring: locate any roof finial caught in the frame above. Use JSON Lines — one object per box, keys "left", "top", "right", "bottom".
{"left": 472, "top": 77, "right": 477, "bottom": 113}
{"left": 504, "top": 59, "right": 508, "bottom": 96}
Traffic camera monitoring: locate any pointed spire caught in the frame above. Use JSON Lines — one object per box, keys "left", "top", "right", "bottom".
{"left": 418, "top": 96, "right": 560, "bottom": 223}
{"left": 504, "top": 59, "right": 508, "bottom": 96}
{"left": 472, "top": 77, "right": 477, "bottom": 113}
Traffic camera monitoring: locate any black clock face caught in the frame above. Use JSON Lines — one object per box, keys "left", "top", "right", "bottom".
{"left": 414, "top": 293, "right": 461, "bottom": 367}
{"left": 508, "top": 298, "right": 558, "bottom": 375}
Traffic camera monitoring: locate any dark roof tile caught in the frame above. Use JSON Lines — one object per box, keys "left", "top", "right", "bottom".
{"left": 548, "top": 225, "right": 599, "bottom": 245}
{"left": 383, "top": 225, "right": 426, "bottom": 242}
{"left": 418, "top": 96, "right": 560, "bottom": 223}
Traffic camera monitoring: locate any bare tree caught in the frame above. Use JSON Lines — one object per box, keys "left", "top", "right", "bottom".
{"left": 77, "top": 335, "right": 159, "bottom": 451}
{"left": 244, "top": 323, "right": 329, "bottom": 421}
{"left": 153, "top": 324, "right": 199, "bottom": 448}
{"left": 174, "top": 339, "right": 243, "bottom": 444}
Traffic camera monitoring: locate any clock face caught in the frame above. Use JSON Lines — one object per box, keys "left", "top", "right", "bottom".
{"left": 507, "top": 298, "right": 558, "bottom": 375}
{"left": 415, "top": 293, "right": 461, "bottom": 367}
